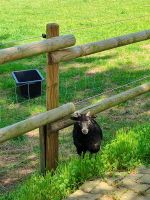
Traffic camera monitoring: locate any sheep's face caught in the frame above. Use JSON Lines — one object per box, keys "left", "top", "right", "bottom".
{"left": 71, "top": 112, "right": 96, "bottom": 135}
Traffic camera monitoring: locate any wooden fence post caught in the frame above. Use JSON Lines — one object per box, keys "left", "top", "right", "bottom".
{"left": 46, "top": 23, "right": 59, "bottom": 171}
{"left": 40, "top": 23, "right": 59, "bottom": 174}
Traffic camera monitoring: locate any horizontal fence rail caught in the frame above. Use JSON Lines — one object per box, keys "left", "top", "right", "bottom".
{"left": 51, "top": 29, "right": 150, "bottom": 63}
{"left": 1, "top": 82, "right": 150, "bottom": 145}
{"left": 0, "top": 103, "right": 75, "bottom": 144}
{"left": 0, "top": 34, "right": 76, "bottom": 65}
{"left": 49, "top": 81, "right": 150, "bottom": 132}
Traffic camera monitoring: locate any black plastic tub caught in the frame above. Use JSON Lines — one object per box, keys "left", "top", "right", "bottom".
{"left": 12, "top": 69, "right": 44, "bottom": 99}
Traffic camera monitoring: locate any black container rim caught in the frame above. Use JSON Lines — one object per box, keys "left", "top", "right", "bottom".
{"left": 12, "top": 69, "right": 45, "bottom": 84}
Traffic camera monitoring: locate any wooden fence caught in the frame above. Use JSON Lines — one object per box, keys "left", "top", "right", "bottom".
{"left": 0, "top": 23, "right": 150, "bottom": 174}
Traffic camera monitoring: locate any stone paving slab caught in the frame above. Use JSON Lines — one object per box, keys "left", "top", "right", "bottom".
{"left": 105, "top": 172, "right": 127, "bottom": 187}
{"left": 66, "top": 190, "right": 98, "bottom": 200}
{"left": 129, "top": 183, "right": 149, "bottom": 194}
{"left": 112, "top": 187, "right": 127, "bottom": 199}
{"left": 79, "top": 179, "right": 101, "bottom": 193}
{"left": 96, "top": 195, "right": 114, "bottom": 200}
{"left": 136, "top": 166, "right": 150, "bottom": 174}
{"left": 138, "top": 174, "right": 150, "bottom": 184}
{"left": 90, "top": 182, "right": 114, "bottom": 194}
{"left": 146, "top": 188, "right": 150, "bottom": 194}
{"left": 65, "top": 166, "right": 150, "bottom": 200}
{"left": 120, "top": 190, "right": 138, "bottom": 200}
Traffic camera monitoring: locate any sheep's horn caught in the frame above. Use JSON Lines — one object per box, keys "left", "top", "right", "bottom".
{"left": 86, "top": 111, "right": 91, "bottom": 117}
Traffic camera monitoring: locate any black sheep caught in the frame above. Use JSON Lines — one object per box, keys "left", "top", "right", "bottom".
{"left": 71, "top": 111, "right": 103, "bottom": 156}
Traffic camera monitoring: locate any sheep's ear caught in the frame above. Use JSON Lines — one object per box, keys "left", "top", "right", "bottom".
{"left": 70, "top": 112, "right": 81, "bottom": 120}
{"left": 86, "top": 111, "right": 91, "bottom": 117}
{"left": 73, "top": 112, "right": 81, "bottom": 117}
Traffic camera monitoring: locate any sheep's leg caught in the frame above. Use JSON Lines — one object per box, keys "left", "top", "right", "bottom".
{"left": 89, "top": 152, "right": 98, "bottom": 159}
{"left": 89, "top": 153, "right": 94, "bottom": 159}
{"left": 77, "top": 147, "right": 83, "bottom": 156}
{"left": 82, "top": 151, "right": 86, "bottom": 158}
{"left": 76, "top": 148, "right": 87, "bottom": 158}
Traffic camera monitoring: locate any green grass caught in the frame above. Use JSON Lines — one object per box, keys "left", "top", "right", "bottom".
{"left": 0, "top": 0, "right": 150, "bottom": 198}
{"left": 0, "top": 0, "right": 150, "bottom": 128}
{"left": 0, "top": 0, "right": 150, "bottom": 45}
{"left": 1, "top": 123, "right": 150, "bottom": 200}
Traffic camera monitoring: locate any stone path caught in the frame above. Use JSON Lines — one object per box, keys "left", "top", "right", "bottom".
{"left": 65, "top": 166, "right": 150, "bottom": 200}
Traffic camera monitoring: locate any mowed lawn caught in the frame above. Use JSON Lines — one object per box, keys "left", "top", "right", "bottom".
{"left": 0, "top": 0, "right": 150, "bottom": 197}
{"left": 0, "top": 0, "right": 150, "bottom": 127}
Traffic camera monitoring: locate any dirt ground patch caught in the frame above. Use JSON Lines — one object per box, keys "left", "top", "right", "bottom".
{"left": 0, "top": 130, "right": 39, "bottom": 194}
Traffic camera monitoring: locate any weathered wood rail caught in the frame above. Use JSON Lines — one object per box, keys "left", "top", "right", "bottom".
{"left": 0, "top": 22, "right": 150, "bottom": 173}
{"left": 0, "top": 34, "right": 76, "bottom": 64}
{"left": 48, "top": 81, "right": 150, "bottom": 132}
{"left": 0, "top": 103, "right": 75, "bottom": 144}
{"left": 51, "top": 30, "right": 150, "bottom": 63}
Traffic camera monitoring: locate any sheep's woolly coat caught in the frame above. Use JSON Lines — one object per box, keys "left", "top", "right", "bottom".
{"left": 73, "top": 119, "right": 103, "bottom": 156}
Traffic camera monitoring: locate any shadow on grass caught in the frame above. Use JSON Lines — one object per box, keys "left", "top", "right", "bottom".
{"left": 59, "top": 60, "right": 150, "bottom": 103}
{"left": 0, "top": 152, "right": 39, "bottom": 194}
{"left": 75, "top": 54, "right": 117, "bottom": 64}
{"left": 1, "top": 53, "right": 150, "bottom": 127}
